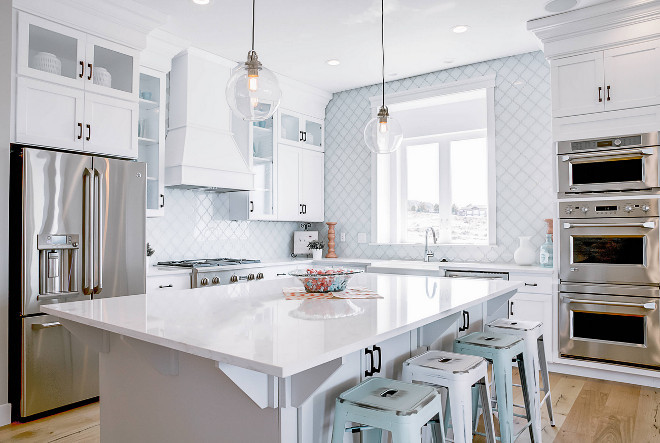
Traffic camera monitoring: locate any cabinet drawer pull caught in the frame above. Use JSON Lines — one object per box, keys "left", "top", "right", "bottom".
{"left": 86, "top": 124, "right": 91, "bottom": 141}
{"left": 77, "top": 123, "right": 83, "bottom": 140}
{"left": 79, "top": 61, "right": 85, "bottom": 78}
{"left": 276, "top": 273, "right": 287, "bottom": 276}
{"left": 606, "top": 85, "right": 611, "bottom": 101}
{"left": 158, "top": 284, "right": 173, "bottom": 288}
{"left": 87, "top": 63, "right": 93, "bottom": 81}
{"left": 524, "top": 283, "right": 538, "bottom": 287}
{"left": 598, "top": 86, "right": 602, "bottom": 102}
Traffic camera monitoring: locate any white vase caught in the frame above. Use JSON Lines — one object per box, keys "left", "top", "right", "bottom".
{"left": 312, "top": 249, "right": 322, "bottom": 260}
{"left": 514, "top": 236, "right": 536, "bottom": 265}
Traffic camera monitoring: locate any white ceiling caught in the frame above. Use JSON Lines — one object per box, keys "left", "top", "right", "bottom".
{"left": 131, "top": 0, "right": 612, "bottom": 93}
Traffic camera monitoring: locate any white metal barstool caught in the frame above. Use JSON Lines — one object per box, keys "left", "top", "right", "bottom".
{"left": 486, "top": 318, "right": 555, "bottom": 433}
{"left": 331, "top": 377, "right": 445, "bottom": 442}
{"left": 402, "top": 350, "right": 496, "bottom": 443}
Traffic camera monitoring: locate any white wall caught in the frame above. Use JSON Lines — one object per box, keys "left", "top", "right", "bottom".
{"left": 0, "top": 0, "right": 13, "bottom": 425}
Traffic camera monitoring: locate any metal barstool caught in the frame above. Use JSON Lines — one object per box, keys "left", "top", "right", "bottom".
{"left": 454, "top": 331, "right": 541, "bottom": 443}
{"left": 402, "top": 350, "right": 496, "bottom": 443}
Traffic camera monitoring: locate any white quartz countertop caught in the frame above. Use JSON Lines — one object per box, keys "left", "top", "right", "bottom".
{"left": 42, "top": 273, "right": 522, "bottom": 378}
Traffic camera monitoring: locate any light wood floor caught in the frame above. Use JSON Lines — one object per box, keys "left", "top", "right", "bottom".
{"left": 0, "top": 372, "right": 657, "bottom": 442}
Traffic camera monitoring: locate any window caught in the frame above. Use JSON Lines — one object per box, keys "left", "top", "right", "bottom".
{"left": 372, "top": 76, "right": 496, "bottom": 245}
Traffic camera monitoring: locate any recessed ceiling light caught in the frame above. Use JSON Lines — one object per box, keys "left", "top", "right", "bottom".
{"left": 452, "top": 25, "right": 469, "bottom": 34}
{"left": 326, "top": 59, "right": 340, "bottom": 66}
{"left": 544, "top": 0, "right": 578, "bottom": 13}
{"left": 192, "top": 0, "right": 210, "bottom": 5}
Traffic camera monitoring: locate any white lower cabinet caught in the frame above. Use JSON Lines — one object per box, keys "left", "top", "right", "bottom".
{"left": 361, "top": 332, "right": 412, "bottom": 381}
{"left": 508, "top": 292, "right": 553, "bottom": 345}
{"left": 457, "top": 303, "right": 484, "bottom": 337}
{"left": 145, "top": 273, "right": 191, "bottom": 292}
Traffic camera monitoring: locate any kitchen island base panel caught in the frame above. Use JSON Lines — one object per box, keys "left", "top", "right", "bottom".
{"left": 99, "top": 333, "right": 281, "bottom": 443}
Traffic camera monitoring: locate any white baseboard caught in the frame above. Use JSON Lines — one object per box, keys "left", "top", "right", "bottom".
{"left": 0, "top": 403, "right": 11, "bottom": 427}
{"left": 548, "top": 361, "right": 660, "bottom": 388}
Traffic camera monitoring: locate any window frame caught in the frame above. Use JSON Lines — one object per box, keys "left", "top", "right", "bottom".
{"left": 370, "top": 75, "right": 497, "bottom": 246}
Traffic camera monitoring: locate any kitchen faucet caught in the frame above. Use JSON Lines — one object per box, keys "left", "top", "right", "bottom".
{"left": 424, "top": 227, "right": 437, "bottom": 262}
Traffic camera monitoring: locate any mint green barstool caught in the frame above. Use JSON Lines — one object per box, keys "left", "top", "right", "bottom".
{"left": 454, "top": 332, "right": 540, "bottom": 443}
{"left": 331, "top": 377, "right": 445, "bottom": 442}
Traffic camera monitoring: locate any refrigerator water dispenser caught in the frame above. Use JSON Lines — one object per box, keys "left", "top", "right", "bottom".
{"left": 38, "top": 234, "right": 79, "bottom": 296}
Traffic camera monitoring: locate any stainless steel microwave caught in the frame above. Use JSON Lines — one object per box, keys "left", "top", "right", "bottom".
{"left": 557, "top": 132, "right": 660, "bottom": 196}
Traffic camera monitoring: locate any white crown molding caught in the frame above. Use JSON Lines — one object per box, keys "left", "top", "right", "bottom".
{"left": 528, "top": 0, "right": 660, "bottom": 59}
{"left": 13, "top": 0, "right": 167, "bottom": 49}
{"left": 141, "top": 29, "right": 191, "bottom": 73}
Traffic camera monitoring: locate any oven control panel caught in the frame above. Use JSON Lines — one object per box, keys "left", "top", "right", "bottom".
{"left": 560, "top": 199, "right": 658, "bottom": 218}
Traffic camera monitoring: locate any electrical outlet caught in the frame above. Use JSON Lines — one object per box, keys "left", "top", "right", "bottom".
{"left": 299, "top": 223, "right": 312, "bottom": 230}
{"left": 340, "top": 232, "right": 346, "bottom": 242}
{"left": 357, "top": 233, "right": 367, "bottom": 244}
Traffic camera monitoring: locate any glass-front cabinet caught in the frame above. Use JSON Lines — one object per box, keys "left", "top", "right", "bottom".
{"left": 137, "top": 69, "right": 166, "bottom": 217}
{"left": 17, "top": 12, "right": 138, "bottom": 100}
{"left": 278, "top": 109, "right": 324, "bottom": 150}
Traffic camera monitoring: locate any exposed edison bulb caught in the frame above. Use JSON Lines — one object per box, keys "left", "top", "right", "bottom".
{"left": 379, "top": 121, "right": 388, "bottom": 133}
{"left": 248, "top": 75, "right": 258, "bottom": 92}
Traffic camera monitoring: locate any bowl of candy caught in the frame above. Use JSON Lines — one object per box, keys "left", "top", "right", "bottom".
{"left": 289, "top": 268, "right": 363, "bottom": 293}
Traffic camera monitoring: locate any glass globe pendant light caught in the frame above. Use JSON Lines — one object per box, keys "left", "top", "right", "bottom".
{"left": 364, "top": 0, "right": 403, "bottom": 154}
{"left": 225, "top": 0, "right": 281, "bottom": 121}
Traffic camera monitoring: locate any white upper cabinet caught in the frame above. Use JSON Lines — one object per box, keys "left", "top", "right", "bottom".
{"left": 603, "top": 40, "right": 660, "bottom": 112}
{"left": 278, "top": 109, "right": 324, "bottom": 151}
{"left": 551, "top": 40, "right": 660, "bottom": 118}
{"left": 300, "top": 149, "right": 324, "bottom": 222}
{"left": 15, "top": 11, "right": 139, "bottom": 158}
{"left": 551, "top": 52, "right": 604, "bottom": 117}
{"left": 276, "top": 144, "right": 324, "bottom": 222}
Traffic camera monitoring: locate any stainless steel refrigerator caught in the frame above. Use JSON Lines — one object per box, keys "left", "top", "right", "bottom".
{"left": 9, "top": 145, "right": 146, "bottom": 421}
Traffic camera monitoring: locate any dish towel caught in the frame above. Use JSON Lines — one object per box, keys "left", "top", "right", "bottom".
{"left": 283, "top": 287, "right": 383, "bottom": 300}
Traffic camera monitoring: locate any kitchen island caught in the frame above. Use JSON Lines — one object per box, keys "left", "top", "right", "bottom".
{"left": 42, "top": 273, "right": 523, "bottom": 442}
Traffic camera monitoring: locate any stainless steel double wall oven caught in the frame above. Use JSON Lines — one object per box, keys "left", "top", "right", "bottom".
{"left": 558, "top": 197, "right": 660, "bottom": 369}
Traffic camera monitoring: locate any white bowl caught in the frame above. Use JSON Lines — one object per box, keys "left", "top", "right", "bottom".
{"left": 32, "top": 52, "right": 61, "bottom": 75}
{"left": 92, "top": 67, "right": 112, "bottom": 88}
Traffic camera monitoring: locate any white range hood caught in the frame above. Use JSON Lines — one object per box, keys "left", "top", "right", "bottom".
{"left": 165, "top": 48, "right": 254, "bottom": 191}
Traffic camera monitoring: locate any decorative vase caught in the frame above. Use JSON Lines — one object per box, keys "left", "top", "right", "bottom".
{"left": 312, "top": 249, "right": 322, "bottom": 260}
{"left": 326, "top": 222, "right": 338, "bottom": 258}
{"left": 514, "top": 236, "right": 536, "bottom": 265}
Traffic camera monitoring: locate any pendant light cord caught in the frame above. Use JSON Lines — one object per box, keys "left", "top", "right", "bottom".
{"left": 251, "top": 0, "right": 256, "bottom": 52}
{"left": 381, "top": 0, "right": 385, "bottom": 108}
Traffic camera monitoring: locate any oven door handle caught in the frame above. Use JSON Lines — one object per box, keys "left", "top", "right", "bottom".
{"left": 563, "top": 298, "right": 657, "bottom": 310}
{"left": 562, "top": 221, "right": 656, "bottom": 229}
{"left": 561, "top": 147, "right": 654, "bottom": 162}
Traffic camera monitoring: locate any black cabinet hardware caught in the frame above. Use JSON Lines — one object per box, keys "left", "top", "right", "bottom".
{"left": 86, "top": 124, "right": 91, "bottom": 141}
{"left": 160, "top": 194, "right": 165, "bottom": 208}
{"left": 373, "top": 345, "right": 381, "bottom": 374}
{"left": 598, "top": 86, "right": 602, "bottom": 102}
{"left": 510, "top": 301, "right": 514, "bottom": 316}
{"left": 79, "top": 61, "right": 84, "bottom": 78}
{"left": 276, "top": 273, "right": 287, "bottom": 276}
{"left": 87, "top": 63, "right": 93, "bottom": 81}
{"left": 77, "top": 123, "right": 83, "bottom": 140}
{"left": 250, "top": 200, "right": 254, "bottom": 213}
{"left": 364, "top": 347, "right": 374, "bottom": 377}
{"left": 459, "top": 310, "right": 470, "bottom": 332}
{"left": 606, "top": 85, "right": 611, "bottom": 101}
{"left": 158, "top": 284, "right": 173, "bottom": 288}
{"left": 524, "top": 282, "right": 538, "bottom": 287}
{"left": 302, "top": 131, "right": 307, "bottom": 142}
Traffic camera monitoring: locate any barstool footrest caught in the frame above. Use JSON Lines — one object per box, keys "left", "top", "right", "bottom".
{"left": 344, "top": 425, "right": 376, "bottom": 433}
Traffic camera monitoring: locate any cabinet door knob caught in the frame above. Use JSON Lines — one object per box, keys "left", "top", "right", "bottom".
{"left": 606, "top": 85, "right": 611, "bottom": 101}
{"left": 598, "top": 86, "right": 602, "bottom": 102}
{"left": 86, "top": 124, "right": 91, "bottom": 141}
{"left": 87, "top": 63, "right": 93, "bottom": 81}
{"left": 79, "top": 61, "right": 85, "bottom": 78}
{"left": 77, "top": 123, "right": 83, "bottom": 140}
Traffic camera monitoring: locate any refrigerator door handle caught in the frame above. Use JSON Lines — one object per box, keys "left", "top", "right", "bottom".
{"left": 93, "top": 168, "right": 104, "bottom": 295}
{"left": 82, "top": 168, "right": 93, "bottom": 295}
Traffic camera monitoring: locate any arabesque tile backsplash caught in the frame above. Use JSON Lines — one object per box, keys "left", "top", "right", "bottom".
{"left": 148, "top": 51, "right": 553, "bottom": 264}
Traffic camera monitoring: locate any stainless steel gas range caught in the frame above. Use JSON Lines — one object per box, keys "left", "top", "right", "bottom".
{"left": 558, "top": 199, "right": 660, "bottom": 370}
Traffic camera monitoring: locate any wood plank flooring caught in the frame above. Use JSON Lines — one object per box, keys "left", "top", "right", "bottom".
{"left": 0, "top": 371, "right": 657, "bottom": 442}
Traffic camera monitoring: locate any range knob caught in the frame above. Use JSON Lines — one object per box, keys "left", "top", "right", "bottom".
{"left": 200, "top": 277, "right": 209, "bottom": 286}
{"left": 614, "top": 138, "right": 622, "bottom": 146}
{"left": 230, "top": 275, "right": 238, "bottom": 283}
{"left": 212, "top": 276, "right": 220, "bottom": 284}
{"left": 624, "top": 205, "right": 633, "bottom": 213}
{"left": 256, "top": 272, "right": 264, "bottom": 280}
{"left": 580, "top": 206, "right": 589, "bottom": 214}
{"left": 642, "top": 204, "right": 651, "bottom": 212}
{"left": 247, "top": 273, "right": 255, "bottom": 281}
{"left": 564, "top": 207, "right": 574, "bottom": 214}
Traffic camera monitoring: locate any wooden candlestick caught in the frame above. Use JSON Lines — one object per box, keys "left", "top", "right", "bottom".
{"left": 326, "top": 222, "right": 338, "bottom": 258}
